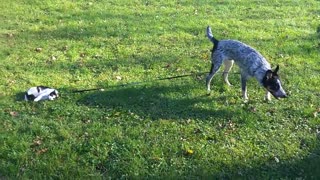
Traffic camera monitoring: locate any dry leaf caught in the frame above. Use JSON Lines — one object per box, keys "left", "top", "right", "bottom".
{"left": 31, "top": 136, "right": 43, "bottom": 147}
{"left": 7, "top": 33, "right": 14, "bottom": 38}
{"left": 35, "top": 47, "right": 42, "bottom": 52}
{"left": 62, "top": 46, "right": 68, "bottom": 51}
{"left": 116, "top": 76, "right": 122, "bottom": 81}
{"left": 51, "top": 56, "right": 57, "bottom": 61}
{"left": 9, "top": 111, "right": 18, "bottom": 117}
{"left": 185, "top": 149, "right": 194, "bottom": 156}
{"left": 230, "top": 137, "right": 236, "bottom": 144}
{"left": 250, "top": 106, "right": 257, "bottom": 112}
{"left": 32, "top": 139, "right": 42, "bottom": 146}
{"left": 36, "top": 148, "right": 48, "bottom": 155}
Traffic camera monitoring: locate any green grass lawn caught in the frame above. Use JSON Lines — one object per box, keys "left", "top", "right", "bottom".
{"left": 1, "top": 0, "right": 320, "bottom": 178}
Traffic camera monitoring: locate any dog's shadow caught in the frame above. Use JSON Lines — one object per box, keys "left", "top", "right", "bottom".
{"left": 77, "top": 82, "right": 247, "bottom": 122}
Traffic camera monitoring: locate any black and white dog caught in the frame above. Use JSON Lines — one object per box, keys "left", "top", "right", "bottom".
{"left": 206, "top": 26, "right": 287, "bottom": 100}
{"left": 25, "top": 86, "right": 59, "bottom": 101}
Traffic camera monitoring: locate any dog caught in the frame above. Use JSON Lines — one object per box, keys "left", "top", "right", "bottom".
{"left": 25, "top": 86, "right": 59, "bottom": 101}
{"left": 205, "top": 26, "right": 287, "bottom": 101}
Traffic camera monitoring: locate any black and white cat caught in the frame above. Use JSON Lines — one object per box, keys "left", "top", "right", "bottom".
{"left": 25, "top": 86, "right": 59, "bottom": 101}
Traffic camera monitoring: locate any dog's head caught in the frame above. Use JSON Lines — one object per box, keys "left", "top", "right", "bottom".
{"left": 262, "top": 65, "right": 287, "bottom": 99}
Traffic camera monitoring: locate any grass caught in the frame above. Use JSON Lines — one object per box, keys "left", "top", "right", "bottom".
{"left": 1, "top": 0, "right": 320, "bottom": 178}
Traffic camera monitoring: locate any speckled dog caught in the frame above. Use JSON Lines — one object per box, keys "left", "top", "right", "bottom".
{"left": 206, "top": 26, "right": 287, "bottom": 100}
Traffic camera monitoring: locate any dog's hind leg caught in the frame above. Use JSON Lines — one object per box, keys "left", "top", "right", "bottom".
{"left": 206, "top": 60, "right": 222, "bottom": 94}
{"left": 223, "top": 60, "right": 234, "bottom": 86}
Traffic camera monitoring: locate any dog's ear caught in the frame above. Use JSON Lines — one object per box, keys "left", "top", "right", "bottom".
{"left": 266, "top": 70, "right": 273, "bottom": 79}
{"left": 273, "top": 65, "right": 279, "bottom": 74}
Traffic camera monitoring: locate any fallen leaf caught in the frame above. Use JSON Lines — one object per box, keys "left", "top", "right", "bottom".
{"left": 93, "top": 54, "right": 102, "bottom": 59}
{"left": 116, "top": 76, "right": 122, "bottom": 81}
{"left": 33, "top": 140, "right": 42, "bottom": 146}
{"left": 35, "top": 47, "right": 42, "bottom": 52}
{"left": 9, "top": 111, "right": 18, "bottom": 117}
{"left": 7, "top": 33, "right": 14, "bottom": 38}
{"left": 250, "top": 106, "right": 257, "bottom": 112}
{"left": 62, "top": 46, "right": 68, "bottom": 51}
{"left": 194, "top": 128, "right": 202, "bottom": 134}
{"left": 185, "top": 149, "right": 194, "bottom": 156}
{"left": 186, "top": 119, "right": 193, "bottom": 124}
{"left": 164, "top": 64, "right": 171, "bottom": 68}
{"left": 51, "top": 56, "right": 57, "bottom": 61}
{"left": 152, "top": 157, "right": 161, "bottom": 161}
{"left": 36, "top": 148, "right": 48, "bottom": 155}
{"left": 31, "top": 136, "right": 43, "bottom": 147}
{"left": 227, "top": 120, "right": 236, "bottom": 130}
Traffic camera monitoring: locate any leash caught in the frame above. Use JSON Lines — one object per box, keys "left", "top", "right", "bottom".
{"left": 71, "top": 71, "right": 242, "bottom": 93}
{"left": 71, "top": 71, "right": 209, "bottom": 93}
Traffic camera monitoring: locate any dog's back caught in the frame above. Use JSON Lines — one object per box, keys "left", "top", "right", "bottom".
{"left": 215, "top": 40, "right": 271, "bottom": 78}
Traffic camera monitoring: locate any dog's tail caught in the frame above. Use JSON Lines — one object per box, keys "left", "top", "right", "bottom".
{"left": 206, "top": 26, "right": 219, "bottom": 47}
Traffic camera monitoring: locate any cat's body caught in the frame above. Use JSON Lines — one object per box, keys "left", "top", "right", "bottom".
{"left": 25, "top": 86, "right": 59, "bottom": 101}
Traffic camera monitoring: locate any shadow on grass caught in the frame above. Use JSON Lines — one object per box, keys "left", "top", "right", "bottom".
{"left": 228, "top": 140, "right": 320, "bottom": 179}
{"left": 173, "top": 143, "right": 320, "bottom": 179}
{"left": 28, "top": 10, "right": 185, "bottom": 41}
{"left": 15, "top": 92, "right": 26, "bottom": 101}
{"left": 77, "top": 82, "right": 247, "bottom": 122}
{"left": 76, "top": 82, "right": 320, "bottom": 178}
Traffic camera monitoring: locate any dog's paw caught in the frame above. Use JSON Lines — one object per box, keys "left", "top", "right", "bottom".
{"left": 206, "top": 89, "right": 211, "bottom": 94}
{"left": 264, "top": 96, "right": 271, "bottom": 102}
{"left": 225, "top": 81, "right": 232, "bottom": 87}
{"left": 264, "top": 98, "right": 272, "bottom": 103}
{"left": 242, "top": 95, "right": 249, "bottom": 103}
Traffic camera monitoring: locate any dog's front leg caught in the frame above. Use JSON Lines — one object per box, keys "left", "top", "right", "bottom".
{"left": 241, "top": 74, "right": 248, "bottom": 100}
{"left": 265, "top": 90, "right": 271, "bottom": 101}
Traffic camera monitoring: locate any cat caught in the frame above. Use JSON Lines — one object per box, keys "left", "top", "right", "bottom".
{"left": 25, "top": 86, "right": 59, "bottom": 101}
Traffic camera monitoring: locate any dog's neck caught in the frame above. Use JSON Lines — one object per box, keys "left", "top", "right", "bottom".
{"left": 255, "top": 67, "right": 271, "bottom": 85}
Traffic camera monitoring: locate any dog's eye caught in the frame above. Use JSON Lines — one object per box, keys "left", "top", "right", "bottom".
{"left": 267, "top": 86, "right": 275, "bottom": 93}
{"left": 270, "top": 83, "right": 280, "bottom": 91}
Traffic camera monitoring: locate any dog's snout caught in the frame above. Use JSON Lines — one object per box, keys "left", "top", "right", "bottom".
{"left": 276, "top": 93, "right": 287, "bottom": 99}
